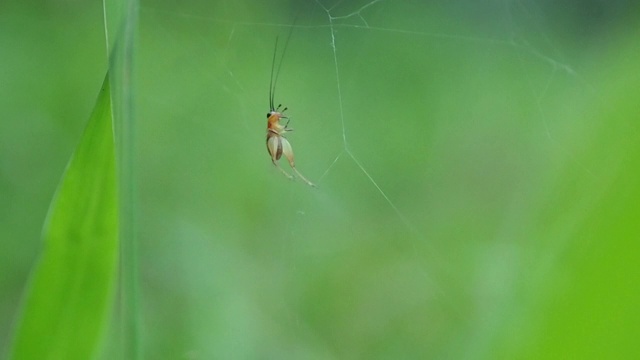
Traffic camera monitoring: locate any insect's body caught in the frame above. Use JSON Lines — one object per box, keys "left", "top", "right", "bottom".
{"left": 266, "top": 108, "right": 315, "bottom": 187}
{"left": 265, "top": 29, "right": 315, "bottom": 187}
{"left": 266, "top": 109, "right": 289, "bottom": 164}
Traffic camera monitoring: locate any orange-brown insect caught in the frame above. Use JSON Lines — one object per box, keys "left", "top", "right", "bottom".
{"left": 266, "top": 34, "right": 315, "bottom": 187}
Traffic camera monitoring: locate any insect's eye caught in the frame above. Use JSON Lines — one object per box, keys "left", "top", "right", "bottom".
{"left": 266, "top": 112, "right": 271, "bottom": 118}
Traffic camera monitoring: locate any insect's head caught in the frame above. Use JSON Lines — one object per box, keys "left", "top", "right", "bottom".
{"left": 267, "top": 104, "right": 287, "bottom": 119}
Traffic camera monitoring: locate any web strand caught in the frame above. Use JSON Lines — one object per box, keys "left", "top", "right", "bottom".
{"left": 142, "top": 0, "right": 603, "bottom": 331}
{"left": 316, "top": 0, "right": 421, "bottom": 237}
{"left": 313, "top": 0, "right": 451, "bottom": 280}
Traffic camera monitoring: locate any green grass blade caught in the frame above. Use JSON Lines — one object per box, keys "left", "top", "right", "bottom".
{"left": 9, "top": 74, "right": 118, "bottom": 360}
{"left": 103, "top": 0, "right": 140, "bottom": 357}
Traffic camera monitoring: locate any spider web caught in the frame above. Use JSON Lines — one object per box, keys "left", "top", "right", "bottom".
{"left": 136, "top": 0, "right": 604, "bottom": 357}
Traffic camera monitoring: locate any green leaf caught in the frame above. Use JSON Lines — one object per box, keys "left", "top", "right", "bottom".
{"left": 9, "top": 74, "right": 118, "bottom": 360}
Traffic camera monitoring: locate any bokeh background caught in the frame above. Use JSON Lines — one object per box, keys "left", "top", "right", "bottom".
{"left": 2, "top": 0, "right": 639, "bottom": 358}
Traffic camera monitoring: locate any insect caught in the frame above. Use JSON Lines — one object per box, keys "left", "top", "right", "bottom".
{"left": 266, "top": 30, "right": 316, "bottom": 188}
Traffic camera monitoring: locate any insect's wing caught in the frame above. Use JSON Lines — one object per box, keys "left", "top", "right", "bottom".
{"left": 280, "top": 137, "right": 295, "bottom": 164}
{"left": 267, "top": 134, "right": 283, "bottom": 161}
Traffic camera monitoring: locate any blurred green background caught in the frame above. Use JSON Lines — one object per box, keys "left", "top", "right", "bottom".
{"left": 2, "top": 0, "right": 639, "bottom": 358}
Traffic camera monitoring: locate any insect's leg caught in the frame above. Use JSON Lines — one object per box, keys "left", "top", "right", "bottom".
{"left": 267, "top": 135, "right": 293, "bottom": 180}
{"left": 274, "top": 160, "right": 294, "bottom": 180}
{"left": 280, "top": 137, "right": 316, "bottom": 187}
{"left": 279, "top": 116, "right": 293, "bottom": 132}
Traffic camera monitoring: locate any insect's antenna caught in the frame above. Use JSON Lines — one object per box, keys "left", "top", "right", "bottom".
{"left": 269, "top": 36, "right": 279, "bottom": 111}
{"left": 270, "top": 16, "right": 297, "bottom": 112}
